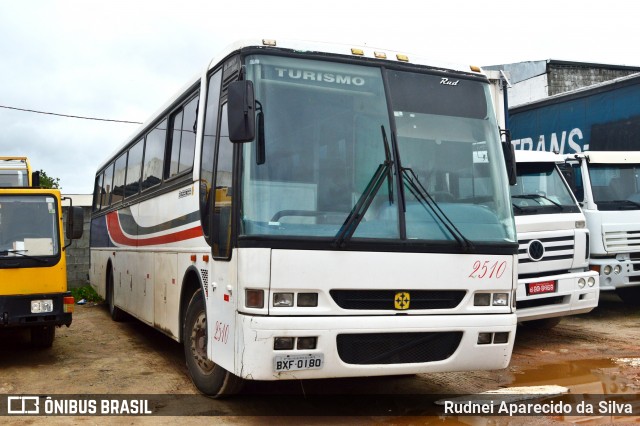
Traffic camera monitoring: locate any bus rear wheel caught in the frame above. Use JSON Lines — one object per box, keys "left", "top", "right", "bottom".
{"left": 107, "top": 268, "right": 127, "bottom": 322}
{"left": 183, "top": 288, "right": 243, "bottom": 397}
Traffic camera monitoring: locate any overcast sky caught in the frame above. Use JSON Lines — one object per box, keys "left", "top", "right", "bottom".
{"left": 1, "top": 0, "right": 639, "bottom": 194}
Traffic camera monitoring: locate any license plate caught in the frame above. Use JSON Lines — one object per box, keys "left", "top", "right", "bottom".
{"left": 274, "top": 354, "right": 324, "bottom": 372}
{"left": 527, "top": 280, "right": 556, "bottom": 295}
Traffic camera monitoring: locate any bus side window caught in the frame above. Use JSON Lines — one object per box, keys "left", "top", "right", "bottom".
{"left": 101, "top": 163, "right": 114, "bottom": 208}
{"left": 167, "top": 94, "right": 199, "bottom": 179}
{"left": 142, "top": 119, "right": 167, "bottom": 190}
{"left": 212, "top": 104, "right": 233, "bottom": 259}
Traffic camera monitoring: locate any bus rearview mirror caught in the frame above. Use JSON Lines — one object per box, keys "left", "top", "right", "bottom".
{"left": 228, "top": 80, "right": 256, "bottom": 143}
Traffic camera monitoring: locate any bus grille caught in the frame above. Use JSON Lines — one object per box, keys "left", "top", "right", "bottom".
{"left": 330, "top": 290, "right": 466, "bottom": 310}
{"left": 336, "top": 332, "right": 462, "bottom": 365}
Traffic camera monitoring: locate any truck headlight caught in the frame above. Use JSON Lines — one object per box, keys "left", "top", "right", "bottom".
{"left": 603, "top": 265, "right": 612, "bottom": 275}
{"left": 578, "top": 278, "right": 586, "bottom": 289}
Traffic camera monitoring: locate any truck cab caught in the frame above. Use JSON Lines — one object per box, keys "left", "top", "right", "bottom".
{"left": 0, "top": 165, "right": 83, "bottom": 347}
{"left": 562, "top": 151, "right": 640, "bottom": 305}
{"left": 512, "top": 150, "right": 599, "bottom": 328}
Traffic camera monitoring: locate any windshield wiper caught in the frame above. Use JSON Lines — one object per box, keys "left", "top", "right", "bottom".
{"left": 512, "top": 194, "right": 563, "bottom": 209}
{"left": 333, "top": 126, "right": 394, "bottom": 248}
{"left": 605, "top": 199, "right": 640, "bottom": 209}
{"left": 402, "top": 167, "right": 475, "bottom": 252}
{"left": 0, "top": 249, "right": 48, "bottom": 263}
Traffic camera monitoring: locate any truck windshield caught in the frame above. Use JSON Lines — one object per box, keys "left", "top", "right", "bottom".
{"left": 511, "top": 162, "right": 580, "bottom": 215}
{"left": 589, "top": 164, "right": 640, "bottom": 210}
{"left": 240, "top": 55, "right": 516, "bottom": 247}
{"left": 0, "top": 195, "right": 60, "bottom": 257}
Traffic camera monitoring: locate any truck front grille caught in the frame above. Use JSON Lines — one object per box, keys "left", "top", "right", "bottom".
{"left": 518, "top": 235, "right": 574, "bottom": 264}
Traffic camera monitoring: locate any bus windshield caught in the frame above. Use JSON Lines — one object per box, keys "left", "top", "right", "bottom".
{"left": 0, "top": 195, "right": 60, "bottom": 257}
{"left": 589, "top": 164, "right": 640, "bottom": 210}
{"left": 240, "top": 55, "right": 515, "bottom": 246}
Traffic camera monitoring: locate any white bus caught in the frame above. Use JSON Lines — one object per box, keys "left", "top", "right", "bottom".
{"left": 90, "top": 39, "right": 519, "bottom": 397}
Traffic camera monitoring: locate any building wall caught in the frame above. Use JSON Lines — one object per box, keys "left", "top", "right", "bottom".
{"left": 548, "top": 65, "right": 639, "bottom": 96}
{"left": 61, "top": 196, "right": 92, "bottom": 289}
{"left": 507, "top": 74, "right": 548, "bottom": 107}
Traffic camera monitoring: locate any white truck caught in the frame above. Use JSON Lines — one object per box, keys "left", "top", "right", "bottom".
{"left": 511, "top": 150, "right": 599, "bottom": 328}
{"left": 562, "top": 151, "right": 640, "bottom": 305}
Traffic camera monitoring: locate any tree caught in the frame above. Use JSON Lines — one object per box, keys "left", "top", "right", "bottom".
{"left": 37, "top": 169, "right": 61, "bottom": 189}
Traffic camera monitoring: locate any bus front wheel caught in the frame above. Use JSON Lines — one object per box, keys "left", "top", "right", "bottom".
{"left": 183, "top": 288, "right": 243, "bottom": 397}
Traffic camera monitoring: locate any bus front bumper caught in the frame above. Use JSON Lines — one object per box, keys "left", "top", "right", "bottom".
{"left": 233, "top": 313, "right": 517, "bottom": 381}
{"left": 0, "top": 292, "right": 73, "bottom": 328}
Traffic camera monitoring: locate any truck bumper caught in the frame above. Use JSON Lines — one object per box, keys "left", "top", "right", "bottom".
{"left": 233, "top": 313, "right": 517, "bottom": 381}
{"left": 591, "top": 257, "right": 640, "bottom": 291}
{"left": 0, "top": 292, "right": 73, "bottom": 328}
{"left": 516, "top": 271, "right": 599, "bottom": 322}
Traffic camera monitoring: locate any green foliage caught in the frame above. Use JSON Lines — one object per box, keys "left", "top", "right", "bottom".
{"left": 70, "top": 285, "right": 103, "bottom": 303}
{"left": 37, "top": 169, "right": 61, "bottom": 189}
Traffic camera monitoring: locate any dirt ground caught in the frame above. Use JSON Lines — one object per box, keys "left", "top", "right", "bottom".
{"left": 0, "top": 291, "right": 638, "bottom": 424}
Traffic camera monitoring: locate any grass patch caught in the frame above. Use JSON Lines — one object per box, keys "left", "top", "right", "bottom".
{"left": 70, "top": 285, "right": 103, "bottom": 303}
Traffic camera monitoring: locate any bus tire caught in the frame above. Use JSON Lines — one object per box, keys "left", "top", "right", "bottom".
{"left": 107, "top": 268, "right": 127, "bottom": 322}
{"left": 31, "top": 325, "right": 55, "bottom": 348}
{"left": 183, "top": 288, "right": 243, "bottom": 397}
{"left": 616, "top": 286, "right": 640, "bottom": 306}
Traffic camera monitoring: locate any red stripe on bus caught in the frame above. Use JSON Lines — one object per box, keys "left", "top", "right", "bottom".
{"left": 106, "top": 211, "right": 203, "bottom": 246}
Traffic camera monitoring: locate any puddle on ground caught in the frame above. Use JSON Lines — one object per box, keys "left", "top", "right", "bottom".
{"left": 509, "top": 357, "right": 637, "bottom": 394}
{"left": 432, "top": 358, "right": 640, "bottom": 425}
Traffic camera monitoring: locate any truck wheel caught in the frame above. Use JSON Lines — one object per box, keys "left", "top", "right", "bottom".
{"left": 183, "top": 288, "right": 243, "bottom": 397}
{"left": 107, "top": 269, "right": 127, "bottom": 322}
{"left": 31, "top": 325, "right": 55, "bottom": 348}
{"left": 616, "top": 287, "right": 640, "bottom": 306}
{"left": 521, "top": 317, "right": 562, "bottom": 330}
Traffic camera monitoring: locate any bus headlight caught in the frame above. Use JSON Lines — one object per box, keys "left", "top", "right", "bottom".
{"left": 492, "top": 293, "right": 509, "bottom": 307}
{"left": 297, "top": 293, "right": 318, "bottom": 307}
{"left": 474, "top": 293, "right": 491, "bottom": 306}
{"left": 273, "top": 293, "right": 294, "bottom": 307}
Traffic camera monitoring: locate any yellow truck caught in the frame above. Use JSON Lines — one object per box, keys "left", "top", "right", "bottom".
{"left": 0, "top": 161, "right": 83, "bottom": 347}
